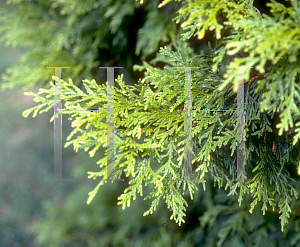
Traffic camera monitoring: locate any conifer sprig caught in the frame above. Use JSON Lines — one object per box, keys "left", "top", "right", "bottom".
{"left": 21, "top": 0, "right": 300, "bottom": 231}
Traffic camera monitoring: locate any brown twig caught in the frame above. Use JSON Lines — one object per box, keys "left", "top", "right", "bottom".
{"left": 266, "top": 207, "right": 300, "bottom": 217}
{"left": 230, "top": 74, "right": 265, "bottom": 90}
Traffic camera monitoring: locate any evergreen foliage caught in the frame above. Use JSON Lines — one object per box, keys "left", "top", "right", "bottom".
{"left": 0, "top": 0, "right": 179, "bottom": 91}
{"left": 20, "top": 0, "right": 300, "bottom": 233}
{"left": 2, "top": 0, "right": 300, "bottom": 245}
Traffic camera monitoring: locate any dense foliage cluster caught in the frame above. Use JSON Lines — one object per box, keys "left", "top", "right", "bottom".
{"left": 21, "top": 0, "right": 300, "bottom": 232}
{"left": 2, "top": 0, "right": 300, "bottom": 246}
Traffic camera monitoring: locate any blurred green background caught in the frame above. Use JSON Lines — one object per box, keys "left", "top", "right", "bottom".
{"left": 0, "top": 44, "right": 89, "bottom": 246}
